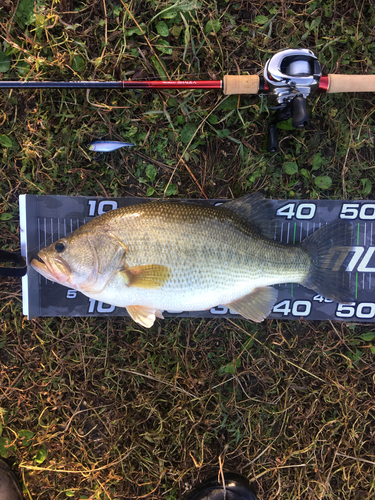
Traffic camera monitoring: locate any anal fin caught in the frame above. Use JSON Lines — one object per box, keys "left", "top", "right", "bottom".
{"left": 224, "top": 287, "right": 278, "bottom": 322}
{"left": 127, "top": 305, "right": 164, "bottom": 328}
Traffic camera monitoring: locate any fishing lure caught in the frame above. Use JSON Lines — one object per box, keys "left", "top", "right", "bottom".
{"left": 88, "top": 140, "right": 135, "bottom": 152}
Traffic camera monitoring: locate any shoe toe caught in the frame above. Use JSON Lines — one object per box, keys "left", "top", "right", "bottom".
{"left": 0, "top": 459, "right": 23, "bottom": 500}
{"left": 185, "top": 473, "right": 257, "bottom": 500}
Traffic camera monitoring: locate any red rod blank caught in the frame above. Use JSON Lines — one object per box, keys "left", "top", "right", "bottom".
{"left": 119, "top": 80, "right": 223, "bottom": 89}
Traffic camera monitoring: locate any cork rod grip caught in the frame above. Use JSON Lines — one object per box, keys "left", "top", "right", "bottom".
{"left": 223, "top": 75, "right": 260, "bottom": 95}
{"left": 327, "top": 74, "right": 375, "bottom": 93}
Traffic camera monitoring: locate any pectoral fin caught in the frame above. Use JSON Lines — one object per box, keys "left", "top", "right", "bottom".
{"left": 224, "top": 287, "right": 278, "bottom": 322}
{"left": 126, "top": 305, "right": 164, "bottom": 328}
{"left": 120, "top": 265, "right": 170, "bottom": 289}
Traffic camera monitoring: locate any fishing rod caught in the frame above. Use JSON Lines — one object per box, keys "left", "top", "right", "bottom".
{"left": 1, "top": 48, "right": 375, "bottom": 151}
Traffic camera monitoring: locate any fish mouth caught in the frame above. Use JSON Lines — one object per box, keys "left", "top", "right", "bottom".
{"left": 31, "top": 251, "right": 74, "bottom": 287}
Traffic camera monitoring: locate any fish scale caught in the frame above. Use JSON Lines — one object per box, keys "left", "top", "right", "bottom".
{"left": 106, "top": 203, "right": 307, "bottom": 288}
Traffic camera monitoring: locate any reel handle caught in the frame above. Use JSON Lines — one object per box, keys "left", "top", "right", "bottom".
{"left": 291, "top": 96, "right": 309, "bottom": 129}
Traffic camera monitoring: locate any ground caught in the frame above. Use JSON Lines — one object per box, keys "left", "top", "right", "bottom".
{"left": 0, "top": 1, "right": 375, "bottom": 499}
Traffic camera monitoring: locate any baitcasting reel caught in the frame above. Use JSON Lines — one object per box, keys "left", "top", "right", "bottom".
{"left": 263, "top": 49, "right": 322, "bottom": 152}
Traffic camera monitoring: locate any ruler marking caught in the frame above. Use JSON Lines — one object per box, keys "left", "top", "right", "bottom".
{"left": 37, "top": 218, "right": 41, "bottom": 250}
{"left": 371, "top": 223, "right": 373, "bottom": 290}
{"left": 355, "top": 273, "right": 358, "bottom": 300}
{"left": 43, "top": 218, "right": 47, "bottom": 285}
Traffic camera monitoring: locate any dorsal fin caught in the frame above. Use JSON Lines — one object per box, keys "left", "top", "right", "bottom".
{"left": 222, "top": 193, "right": 279, "bottom": 240}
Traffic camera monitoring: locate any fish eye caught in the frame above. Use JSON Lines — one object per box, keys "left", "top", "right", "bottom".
{"left": 55, "top": 241, "right": 66, "bottom": 253}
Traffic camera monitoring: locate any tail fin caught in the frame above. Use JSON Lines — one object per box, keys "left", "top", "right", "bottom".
{"left": 301, "top": 220, "right": 354, "bottom": 303}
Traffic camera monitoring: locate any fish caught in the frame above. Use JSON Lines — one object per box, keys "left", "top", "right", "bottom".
{"left": 88, "top": 140, "right": 135, "bottom": 152}
{"left": 31, "top": 194, "right": 354, "bottom": 328}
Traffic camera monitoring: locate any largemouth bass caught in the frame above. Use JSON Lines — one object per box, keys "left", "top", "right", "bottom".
{"left": 31, "top": 194, "right": 353, "bottom": 327}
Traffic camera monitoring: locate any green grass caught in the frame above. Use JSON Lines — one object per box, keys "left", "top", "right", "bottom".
{"left": 1, "top": 0, "right": 375, "bottom": 498}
